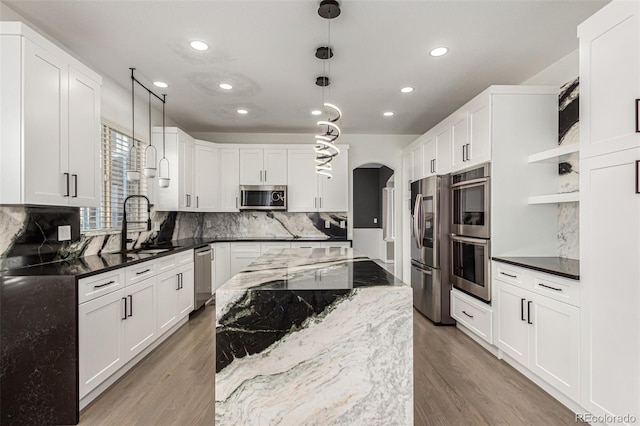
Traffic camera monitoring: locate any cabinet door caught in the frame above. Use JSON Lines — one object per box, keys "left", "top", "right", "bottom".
{"left": 411, "top": 144, "right": 424, "bottom": 181}
{"left": 495, "top": 281, "right": 529, "bottom": 366}
{"left": 78, "top": 288, "right": 126, "bottom": 398}
{"left": 467, "top": 94, "right": 491, "bottom": 167}
{"left": 580, "top": 148, "right": 640, "bottom": 418}
{"left": 214, "top": 243, "right": 231, "bottom": 292}
{"left": 579, "top": 1, "right": 640, "bottom": 159}
{"left": 23, "top": 38, "right": 68, "bottom": 206}
{"left": 529, "top": 293, "right": 580, "bottom": 402}
{"left": 177, "top": 263, "right": 194, "bottom": 318}
{"left": 435, "top": 124, "right": 452, "bottom": 174}
{"left": 239, "top": 148, "right": 264, "bottom": 185}
{"left": 422, "top": 136, "right": 436, "bottom": 177}
{"left": 194, "top": 143, "right": 219, "bottom": 211}
{"left": 230, "top": 253, "right": 260, "bottom": 276}
{"left": 451, "top": 112, "right": 469, "bottom": 169}
{"left": 68, "top": 67, "right": 101, "bottom": 207}
{"left": 151, "top": 131, "right": 179, "bottom": 211}
{"left": 124, "top": 277, "right": 157, "bottom": 360}
{"left": 156, "top": 269, "right": 179, "bottom": 336}
{"left": 179, "top": 135, "right": 195, "bottom": 211}
{"left": 287, "top": 149, "right": 318, "bottom": 212}
{"left": 263, "top": 149, "right": 287, "bottom": 184}
{"left": 219, "top": 148, "right": 240, "bottom": 211}
{"left": 319, "top": 148, "right": 348, "bottom": 212}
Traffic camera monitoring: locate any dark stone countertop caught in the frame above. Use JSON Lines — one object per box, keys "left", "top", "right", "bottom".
{"left": 0, "top": 237, "right": 351, "bottom": 278}
{"left": 492, "top": 256, "right": 580, "bottom": 280}
{"left": 219, "top": 248, "right": 406, "bottom": 291}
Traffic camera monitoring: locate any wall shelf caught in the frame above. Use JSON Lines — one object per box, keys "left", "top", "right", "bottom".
{"left": 528, "top": 144, "right": 579, "bottom": 164}
{"left": 528, "top": 192, "right": 580, "bottom": 204}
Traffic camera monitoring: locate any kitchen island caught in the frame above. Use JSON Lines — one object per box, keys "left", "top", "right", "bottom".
{"left": 215, "top": 248, "right": 413, "bottom": 425}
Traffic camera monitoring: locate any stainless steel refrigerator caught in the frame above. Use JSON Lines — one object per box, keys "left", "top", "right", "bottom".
{"left": 410, "top": 175, "right": 455, "bottom": 325}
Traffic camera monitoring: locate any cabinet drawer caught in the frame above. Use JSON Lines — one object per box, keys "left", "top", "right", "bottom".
{"left": 291, "top": 242, "right": 322, "bottom": 249}
{"left": 231, "top": 242, "right": 261, "bottom": 254}
{"left": 494, "top": 263, "right": 526, "bottom": 288}
{"left": 125, "top": 260, "right": 156, "bottom": 286}
{"left": 176, "top": 250, "right": 193, "bottom": 265}
{"left": 78, "top": 269, "right": 125, "bottom": 304}
{"left": 157, "top": 254, "right": 177, "bottom": 273}
{"left": 451, "top": 290, "right": 493, "bottom": 344}
{"left": 320, "top": 241, "right": 351, "bottom": 249}
{"left": 531, "top": 273, "right": 580, "bottom": 307}
{"left": 260, "top": 242, "right": 291, "bottom": 254}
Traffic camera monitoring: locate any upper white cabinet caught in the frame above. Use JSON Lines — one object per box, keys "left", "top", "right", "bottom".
{"left": 422, "top": 133, "right": 436, "bottom": 178}
{"left": 579, "top": 1, "right": 640, "bottom": 159}
{"left": 239, "top": 148, "right": 287, "bottom": 185}
{"left": 451, "top": 110, "right": 470, "bottom": 169}
{"left": 0, "top": 22, "right": 102, "bottom": 207}
{"left": 194, "top": 141, "right": 219, "bottom": 211}
{"left": 411, "top": 143, "right": 424, "bottom": 181}
{"left": 466, "top": 93, "right": 492, "bottom": 168}
{"left": 152, "top": 127, "right": 195, "bottom": 212}
{"left": 218, "top": 148, "right": 240, "bottom": 212}
{"left": 287, "top": 146, "right": 349, "bottom": 212}
{"left": 434, "top": 122, "right": 452, "bottom": 175}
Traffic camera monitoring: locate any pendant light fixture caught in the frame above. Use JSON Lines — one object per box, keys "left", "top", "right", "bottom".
{"left": 314, "top": 0, "right": 342, "bottom": 179}
{"left": 129, "top": 68, "right": 169, "bottom": 187}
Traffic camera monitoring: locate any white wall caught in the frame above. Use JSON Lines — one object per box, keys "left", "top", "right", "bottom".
{"left": 192, "top": 131, "right": 417, "bottom": 280}
{"left": 521, "top": 49, "right": 578, "bottom": 86}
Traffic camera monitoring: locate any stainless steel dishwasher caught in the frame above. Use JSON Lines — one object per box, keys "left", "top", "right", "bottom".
{"left": 194, "top": 245, "right": 213, "bottom": 310}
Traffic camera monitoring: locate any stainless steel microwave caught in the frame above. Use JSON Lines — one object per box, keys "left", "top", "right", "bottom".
{"left": 239, "top": 185, "right": 287, "bottom": 211}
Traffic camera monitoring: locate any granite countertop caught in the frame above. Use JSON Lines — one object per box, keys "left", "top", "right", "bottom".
{"left": 218, "top": 248, "right": 405, "bottom": 291}
{"left": 492, "top": 256, "right": 580, "bottom": 280}
{"left": 0, "top": 237, "right": 351, "bottom": 278}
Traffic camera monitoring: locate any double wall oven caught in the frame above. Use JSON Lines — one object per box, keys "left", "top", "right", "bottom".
{"left": 450, "top": 163, "right": 491, "bottom": 303}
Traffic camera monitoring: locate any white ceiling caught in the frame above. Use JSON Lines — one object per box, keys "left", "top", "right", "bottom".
{"left": 4, "top": 0, "right": 608, "bottom": 135}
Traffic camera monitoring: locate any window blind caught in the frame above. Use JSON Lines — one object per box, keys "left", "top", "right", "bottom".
{"left": 80, "top": 123, "right": 148, "bottom": 231}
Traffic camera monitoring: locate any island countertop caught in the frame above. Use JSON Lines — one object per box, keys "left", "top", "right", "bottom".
{"left": 218, "top": 247, "right": 405, "bottom": 291}
{"left": 215, "top": 248, "right": 413, "bottom": 425}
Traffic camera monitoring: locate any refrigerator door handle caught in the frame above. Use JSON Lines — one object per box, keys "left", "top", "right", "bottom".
{"left": 413, "top": 193, "right": 423, "bottom": 249}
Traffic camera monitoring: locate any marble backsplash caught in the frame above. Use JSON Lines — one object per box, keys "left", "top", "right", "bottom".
{"left": 0, "top": 206, "right": 347, "bottom": 264}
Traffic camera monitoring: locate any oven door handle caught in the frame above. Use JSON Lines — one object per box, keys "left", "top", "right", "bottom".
{"left": 413, "top": 193, "right": 423, "bottom": 249}
{"left": 451, "top": 235, "right": 488, "bottom": 245}
{"left": 451, "top": 177, "right": 489, "bottom": 188}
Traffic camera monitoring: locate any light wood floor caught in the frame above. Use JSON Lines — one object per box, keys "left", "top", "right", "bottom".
{"left": 79, "top": 304, "right": 577, "bottom": 426}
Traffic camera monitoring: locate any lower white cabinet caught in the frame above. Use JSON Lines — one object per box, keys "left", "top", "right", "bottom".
{"left": 495, "top": 270, "right": 580, "bottom": 402}
{"left": 320, "top": 241, "right": 351, "bottom": 249}
{"left": 260, "top": 241, "right": 291, "bottom": 253}
{"left": 450, "top": 288, "right": 493, "bottom": 344}
{"left": 230, "top": 242, "right": 261, "bottom": 276}
{"left": 79, "top": 251, "right": 194, "bottom": 400}
{"left": 213, "top": 243, "right": 231, "bottom": 292}
{"left": 290, "top": 242, "right": 322, "bottom": 249}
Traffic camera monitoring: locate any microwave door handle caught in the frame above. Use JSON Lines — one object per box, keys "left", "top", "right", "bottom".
{"left": 451, "top": 235, "right": 488, "bottom": 245}
{"left": 450, "top": 177, "right": 489, "bottom": 188}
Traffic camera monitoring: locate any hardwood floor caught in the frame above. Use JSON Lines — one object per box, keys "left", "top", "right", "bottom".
{"left": 80, "top": 304, "right": 577, "bottom": 425}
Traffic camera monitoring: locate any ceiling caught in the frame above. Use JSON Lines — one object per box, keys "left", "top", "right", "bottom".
{"left": 4, "top": 0, "right": 608, "bottom": 135}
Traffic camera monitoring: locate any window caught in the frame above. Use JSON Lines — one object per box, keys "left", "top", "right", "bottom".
{"left": 80, "top": 123, "right": 148, "bottom": 231}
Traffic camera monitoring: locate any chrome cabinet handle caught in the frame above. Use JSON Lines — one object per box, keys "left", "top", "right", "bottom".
{"left": 462, "top": 310, "right": 474, "bottom": 319}
{"left": 462, "top": 144, "right": 467, "bottom": 162}
{"left": 264, "top": 170, "right": 267, "bottom": 182}
{"left": 320, "top": 197, "right": 322, "bottom": 209}
{"left": 72, "top": 174, "right": 78, "bottom": 197}
{"left": 196, "top": 196, "right": 199, "bottom": 208}
{"left": 538, "top": 283, "right": 562, "bottom": 292}
{"left": 63, "top": 173, "right": 70, "bottom": 197}
{"left": 465, "top": 144, "right": 471, "bottom": 161}
{"left": 94, "top": 280, "right": 115, "bottom": 289}
{"left": 314, "top": 197, "right": 317, "bottom": 208}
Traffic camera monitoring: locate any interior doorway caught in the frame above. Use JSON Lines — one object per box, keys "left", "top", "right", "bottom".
{"left": 352, "top": 163, "right": 395, "bottom": 273}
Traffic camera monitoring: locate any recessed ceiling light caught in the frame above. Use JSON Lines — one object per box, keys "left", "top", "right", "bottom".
{"left": 237, "top": 109, "right": 248, "bottom": 115}
{"left": 153, "top": 81, "right": 168, "bottom": 88}
{"left": 400, "top": 87, "right": 414, "bottom": 94}
{"left": 190, "top": 40, "right": 209, "bottom": 51}
{"left": 383, "top": 111, "right": 394, "bottom": 117}
{"left": 311, "top": 110, "right": 322, "bottom": 116}
{"left": 430, "top": 47, "right": 449, "bottom": 57}
{"left": 219, "top": 83, "right": 233, "bottom": 90}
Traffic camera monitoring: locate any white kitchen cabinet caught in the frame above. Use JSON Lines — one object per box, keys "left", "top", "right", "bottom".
{"left": 411, "top": 143, "right": 424, "bottom": 181}
{"left": 230, "top": 242, "right": 261, "bottom": 276}
{"left": 435, "top": 123, "right": 452, "bottom": 175}
{"left": 152, "top": 127, "right": 196, "bottom": 212}
{"left": 287, "top": 147, "right": 349, "bottom": 212}
{"left": 451, "top": 111, "right": 469, "bottom": 169}
{"left": 156, "top": 269, "right": 180, "bottom": 336}
{"left": 239, "top": 148, "right": 287, "bottom": 185}
{"left": 213, "top": 242, "right": 231, "bottom": 293}
{"left": 320, "top": 241, "right": 351, "bottom": 249}
{"left": 78, "top": 288, "right": 126, "bottom": 398}
{"left": 260, "top": 241, "right": 291, "bottom": 254}
{"left": 123, "top": 277, "right": 156, "bottom": 361}
{"left": 450, "top": 288, "right": 493, "bottom": 344}
{"left": 579, "top": 1, "right": 640, "bottom": 160}
{"left": 494, "top": 266, "right": 581, "bottom": 403}
{"left": 422, "top": 133, "right": 436, "bottom": 177}
{"left": 0, "top": 23, "right": 102, "bottom": 207}
{"left": 290, "top": 242, "right": 322, "bottom": 249}
{"left": 176, "top": 262, "right": 195, "bottom": 318}
{"left": 194, "top": 141, "right": 219, "bottom": 211}
{"left": 219, "top": 148, "right": 240, "bottom": 212}
{"left": 465, "top": 93, "right": 492, "bottom": 168}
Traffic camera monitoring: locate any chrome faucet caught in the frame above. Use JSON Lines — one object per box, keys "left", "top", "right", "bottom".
{"left": 121, "top": 195, "right": 152, "bottom": 254}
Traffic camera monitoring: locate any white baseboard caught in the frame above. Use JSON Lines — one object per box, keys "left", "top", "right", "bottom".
{"left": 80, "top": 316, "right": 189, "bottom": 410}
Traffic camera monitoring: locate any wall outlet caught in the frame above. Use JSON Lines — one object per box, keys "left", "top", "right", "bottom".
{"left": 325, "top": 220, "right": 331, "bottom": 229}
{"left": 58, "top": 225, "right": 71, "bottom": 241}
{"left": 206, "top": 220, "right": 212, "bottom": 228}
{"left": 373, "top": 218, "right": 378, "bottom": 224}
{"left": 340, "top": 221, "right": 346, "bottom": 229}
